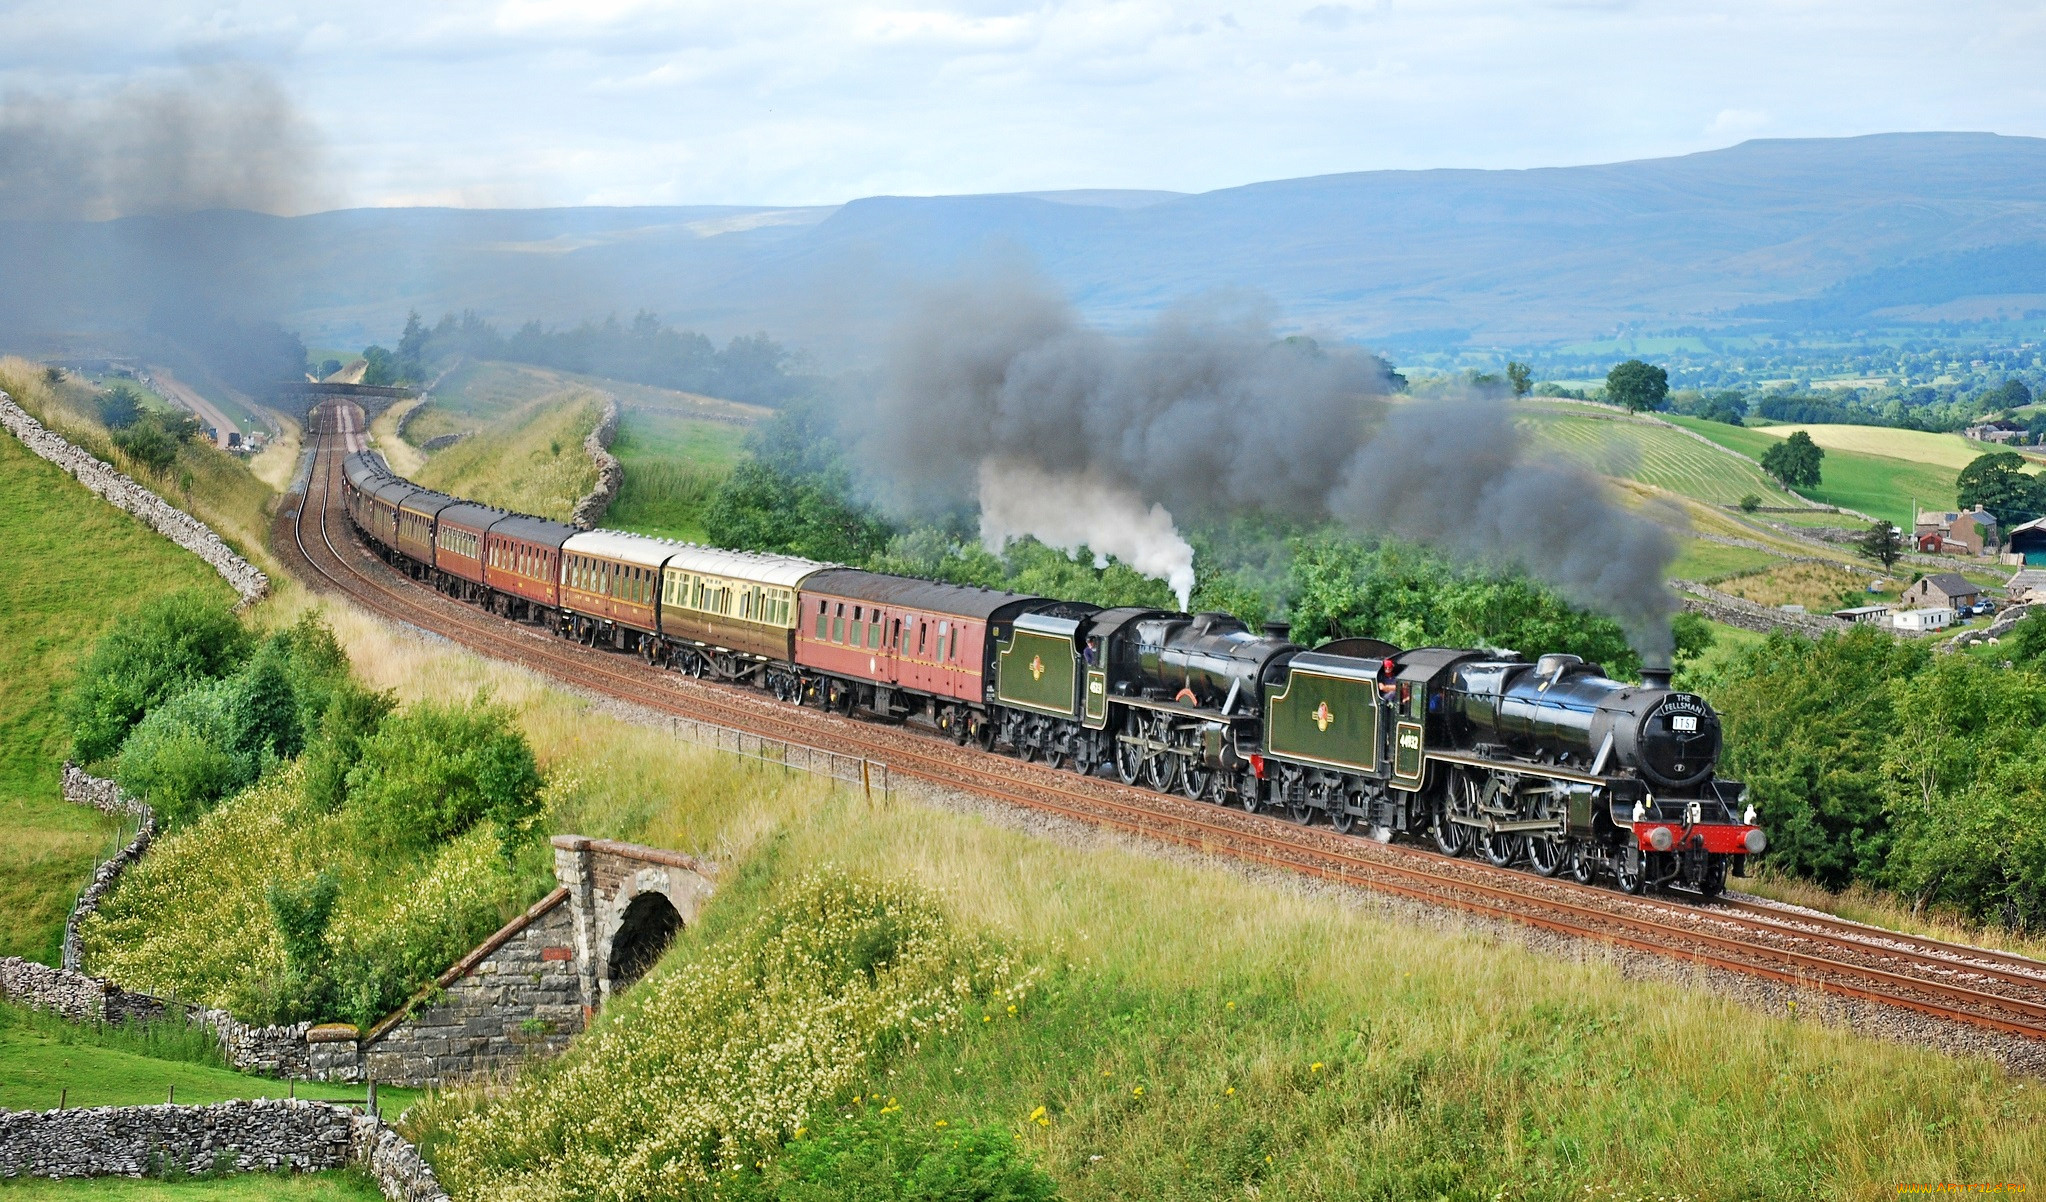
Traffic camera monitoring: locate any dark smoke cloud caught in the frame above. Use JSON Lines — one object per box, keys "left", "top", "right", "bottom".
{"left": 0, "top": 63, "right": 325, "bottom": 220}
{"left": 870, "top": 265, "right": 1393, "bottom": 522}
{"left": 870, "top": 265, "right": 1683, "bottom": 663}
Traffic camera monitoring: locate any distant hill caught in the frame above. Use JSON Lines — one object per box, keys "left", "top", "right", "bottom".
{"left": 4, "top": 132, "right": 2044, "bottom": 357}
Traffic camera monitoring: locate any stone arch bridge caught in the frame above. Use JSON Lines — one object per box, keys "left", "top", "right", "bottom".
{"left": 551, "top": 835, "right": 717, "bottom": 1003}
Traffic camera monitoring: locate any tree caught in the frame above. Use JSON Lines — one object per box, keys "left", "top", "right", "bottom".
{"left": 1857, "top": 520, "right": 1903, "bottom": 570}
{"left": 43, "top": 365, "right": 64, "bottom": 386}
{"left": 1760, "top": 430, "right": 1823, "bottom": 489}
{"left": 1505, "top": 362, "right": 1532, "bottom": 398}
{"left": 343, "top": 696, "right": 543, "bottom": 856}
{"left": 1739, "top": 494, "right": 1762, "bottom": 513}
{"left": 360, "top": 346, "right": 397, "bottom": 388}
{"left": 396, "top": 311, "right": 428, "bottom": 381}
{"left": 98, "top": 383, "right": 142, "bottom": 429}
{"left": 112, "top": 419, "right": 178, "bottom": 473}
{"left": 1605, "top": 359, "right": 1669, "bottom": 413}
{"left": 1955, "top": 451, "right": 2043, "bottom": 527}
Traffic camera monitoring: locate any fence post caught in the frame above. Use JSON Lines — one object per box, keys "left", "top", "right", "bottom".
{"left": 861, "top": 759, "right": 872, "bottom": 799}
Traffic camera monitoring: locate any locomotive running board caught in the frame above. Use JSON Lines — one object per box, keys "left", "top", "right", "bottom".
{"left": 1423, "top": 751, "right": 1609, "bottom": 786}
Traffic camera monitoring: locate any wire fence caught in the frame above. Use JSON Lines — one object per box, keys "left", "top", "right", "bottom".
{"left": 664, "top": 713, "right": 893, "bottom": 800}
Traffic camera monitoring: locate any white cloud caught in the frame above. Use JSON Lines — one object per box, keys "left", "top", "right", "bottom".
{"left": 2, "top": 0, "right": 2043, "bottom": 208}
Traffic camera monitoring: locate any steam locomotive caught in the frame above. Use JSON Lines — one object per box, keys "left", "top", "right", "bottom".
{"left": 340, "top": 448, "right": 1760, "bottom": 896}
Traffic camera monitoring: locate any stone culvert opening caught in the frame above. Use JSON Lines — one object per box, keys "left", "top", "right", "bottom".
{"left": 609, "top": 893, "right": 681, "bottom": 989}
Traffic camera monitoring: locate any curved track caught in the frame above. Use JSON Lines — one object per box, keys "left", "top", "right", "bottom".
{"left": 283, "top": 403, "right": 2046, "bottom": 1047}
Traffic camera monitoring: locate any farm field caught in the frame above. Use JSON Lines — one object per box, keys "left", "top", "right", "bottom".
{"left": 0, "top": 379, "right": 235, "bottom": 963}
{"left": 0, "top": 1174, "right": 385, "bottom": 1200}
{"left": 1751, "top": 422, "right": 1991, "bottom": 471}
{"left": 1666, "top": 416, "right": 1962, "bottom": 527}
{"left": 1518, "top": 405, "right": 1806, "bottom": 507}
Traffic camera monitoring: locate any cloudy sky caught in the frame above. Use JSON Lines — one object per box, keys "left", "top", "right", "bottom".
{"left": 2, "top": 0, "right": 2042, "bottom": 212}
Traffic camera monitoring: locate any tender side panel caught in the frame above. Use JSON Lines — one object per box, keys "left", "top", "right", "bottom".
{"left": 1266, "top": 669, "right": 1382, "bottom": 775}
{"left": 659, "top": 565, "right": 797, "bottom": 660}
{"left": 996, "top": 627, "right": 1080, "bottom": 718}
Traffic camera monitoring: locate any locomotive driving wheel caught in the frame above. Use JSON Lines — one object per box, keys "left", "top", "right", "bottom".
{"left": 1142, "top": 713, "right": 1181, "bottom": 794}
{"left": 1113, "top": 710, "right": 1144, "bottom": 785}
{"left": 1566, "top": 845, "right": 1597, "bottom": 886}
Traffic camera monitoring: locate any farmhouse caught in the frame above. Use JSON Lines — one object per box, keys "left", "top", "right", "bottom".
{"left": 1899, "top": 573, "right": 1981, "bottom": 612}
{"left": 1832, "top": 604, "right": 1893, "bottom": 625}
{"left": 1914, "top": 506, "right": 1998, "bottom": 556}
{"left": 1964, "top": 419, "right": 2029, "bottom": 445}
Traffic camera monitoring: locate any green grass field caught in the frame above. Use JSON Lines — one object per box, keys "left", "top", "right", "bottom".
{"left": 604, "top": 409, "right": 750, "bottom": 542}
{"left": 1519, "top": 406, "right": 1806, "bottom": 507}
{"left": 1668, "top": 537, "right": 1782, "bottom": 581}
{"left": 0, "top": 421, "right": 236, "bottom": 964}
{"left": 0, "top": 1000, "right": 420, "bottom": 1114}
{"left": 0, "top": 1174, "right": 384, "bottom": 1200}
{"left": 1667, "top": 416, "right": 1963, "bottom": 527}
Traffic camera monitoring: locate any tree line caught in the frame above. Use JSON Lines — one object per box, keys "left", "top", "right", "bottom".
{"left": 360, "top": 309, "right": 809, "bottom": 407}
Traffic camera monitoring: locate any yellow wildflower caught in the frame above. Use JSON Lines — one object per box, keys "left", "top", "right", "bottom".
{"left": 936, "top": 1120, "right": 949, "bottom": 1128}
{"left": 1311, "top": 1062, "right": 1323, "bottom": 1073}
{"left": 1132, "top": 1086, "right": 1144, "bottom": 1097}
{"left": 1225, "top": 1087, "right": 1235, "bottom": 1096}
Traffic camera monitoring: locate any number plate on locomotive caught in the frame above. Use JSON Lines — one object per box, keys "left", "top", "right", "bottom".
{"left": 1671, "top": 715, "right": 1698, "bottom": 732}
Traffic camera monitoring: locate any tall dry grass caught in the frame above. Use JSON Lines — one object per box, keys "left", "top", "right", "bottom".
{"left": 411, "top": 392, "right": 602, "bottom": 521}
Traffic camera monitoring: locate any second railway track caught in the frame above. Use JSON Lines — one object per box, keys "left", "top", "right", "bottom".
{"left": 284, "top": 403, "right": 2046, "bottom": 1054}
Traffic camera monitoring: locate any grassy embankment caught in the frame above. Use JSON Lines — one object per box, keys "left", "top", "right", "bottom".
{"left": 407, "top": 393, "right": 603, "bottom": 523}
{"left": 0, "top": 364, "right": 237, "bottom": 964}
{"left": 393, "top": 359, "right": 760, "bottom": 539}
{"left": 256, "top": 599, "right": 2044, "bottom": 1199}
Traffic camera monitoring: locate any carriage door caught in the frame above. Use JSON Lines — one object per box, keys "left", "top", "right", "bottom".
{"left": 1082, "top": 635, "right": 1109, "bottom": 729}
{"left": 1391, "top": 681, "right": 1426, "bottom": 787}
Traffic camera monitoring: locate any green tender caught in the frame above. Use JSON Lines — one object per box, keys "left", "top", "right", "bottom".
{"left": 997, "top": 628, "right": 1080, "bottom": 717}
{"left": 1266, "top": 670, "right": 1381, "bottom": 775}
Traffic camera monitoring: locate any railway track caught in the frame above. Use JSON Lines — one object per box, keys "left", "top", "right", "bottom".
{"left": 284, "top": 403, "right": 2046, "bottom": 1050}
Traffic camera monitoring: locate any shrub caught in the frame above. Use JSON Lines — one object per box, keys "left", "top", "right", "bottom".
{"left": 112, "top": 419, "right": 179, "bottom": 473}
{"left": 301, "top": 683, "right": 397, "bottom": 812}
{"left": 1698, "top": 627, "right": 1928, "bottom": 888}
{"left": 343, "top": 694, "right": 543, "bottom": 855}
{"left": 65, "top": 589, "right": 251, "bottom": 763}
{"left": 763, "top": 1106, "right": 1058, "bottom": 1202}
{"left": 113, "top": 680, "right": 263, "bottom": 826}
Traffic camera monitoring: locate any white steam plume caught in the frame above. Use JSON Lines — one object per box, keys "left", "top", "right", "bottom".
{"left": 978, "top": 458, "right": 1196, "bottom": 608}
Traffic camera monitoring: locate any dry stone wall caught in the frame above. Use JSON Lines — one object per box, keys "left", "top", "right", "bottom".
{"left": 1671, "top": 580, "right": 1850, "bottom": 637}
{"left": 61, "top": 766, "right": 156, "bottom": 972}
{"left": 0, "top": 390, "right": 267, "bottom": 605}
{"left": 0, "top": 957, "right": 167, "bottom": 1025}
{"left": 0, "top": 1100, "right": 449, "bottom": 1201}
{"left": 569, "top": 395, "right": 622, "bottom": 529}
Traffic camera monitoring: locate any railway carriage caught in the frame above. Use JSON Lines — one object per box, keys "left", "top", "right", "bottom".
{"left": 341, "top": 453, "right": 392, "bottom": 534}
{"left": 559, "top": 530, "right": 675, "bottom": 650}
{"left": 394, "top": 489, "right": 460, "bottom": 573}
{"left": 364, "top": 477, "right": 423, "bottom": 553}
{"left": 481, "top": 514, "right": 575, "bottom": 621}
{"left": 794, "top": 571, "right": 1047, "bottom": 739}
{"left": 432, "top": 502, "right": 508, "bottom": 601}
{"left": 656, "top": 545, "right": 825, "bottom": 688}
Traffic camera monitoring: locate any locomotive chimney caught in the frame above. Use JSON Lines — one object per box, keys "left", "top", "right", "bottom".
{"left": 1261, "top": 620, "right": 1292, "bottom": 642}
{"left": 1641, "top": 667, "right": 1673, "bottom": 689}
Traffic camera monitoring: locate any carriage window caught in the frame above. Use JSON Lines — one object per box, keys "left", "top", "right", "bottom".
{"left": 815, "top": 600, "right": 827, "bottom": 638}
{"left": 867, "top": 619, "right": 881, "bottom": 649}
